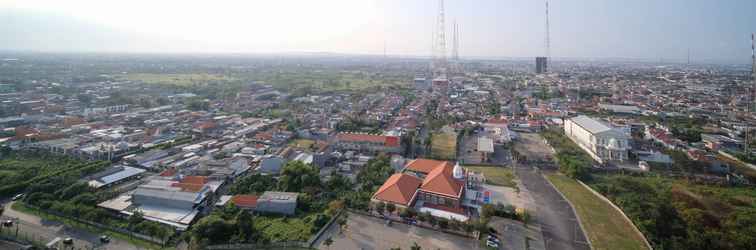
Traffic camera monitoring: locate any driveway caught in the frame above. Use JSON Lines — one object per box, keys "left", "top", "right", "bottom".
{"left": 513, "top": 133, "right": 590, "bottom": 250}
{"left": 2, "top": 202, "right": 139, "bottom": 250}
{"left": 314, "top": 212, "right": 482, "bottom": 250}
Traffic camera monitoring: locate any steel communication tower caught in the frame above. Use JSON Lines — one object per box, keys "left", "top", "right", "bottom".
{"left": 452, "top": 21, "right": 459, "bottom": 61}
{"left": 545, "top": 0, "right": 551, "bottom": 60}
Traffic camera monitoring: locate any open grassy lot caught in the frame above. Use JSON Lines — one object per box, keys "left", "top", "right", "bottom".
{"left": 464, "top": 165, "right": 516, "bottom": 188}
{"left": 289, "top": 139, "right": 316, "bottom": 149}
{"left": 431, "top": 132, "right": 457, "bottom": 160}
{"left": 254, "top": 213, "right": 327, "bottom": 242}
{"left": 546, "top": 174, "right": 649, "bottom": 250}
{"left": 119, "top": 73, "right": 235, "bottom": 86}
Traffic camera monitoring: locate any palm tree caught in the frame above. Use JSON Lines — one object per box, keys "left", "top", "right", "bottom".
{"left": 323, "top": 237, "right": 333, "bottom": 250}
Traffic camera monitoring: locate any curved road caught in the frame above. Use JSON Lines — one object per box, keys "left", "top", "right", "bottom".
{"left": 513, "top": 133, "right": 590, "bottom": 250}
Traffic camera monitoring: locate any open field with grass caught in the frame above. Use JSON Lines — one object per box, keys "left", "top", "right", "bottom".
{"left": 431, "top": 133, "right": 456, "bottom": 160}
{"left": 289, "top": 139, "right": 316, "bottom": 149}
{"left": 546, "top": 174, "right": 649, "bottom": 250}
{"left": 119, "top": 73, "right": 236, "bottom": 86}
{"left": 464, "top": 165, "right": 516, "bottom": 188}
{"left": 254, "top": 213, "right": 327, "bottom": 242}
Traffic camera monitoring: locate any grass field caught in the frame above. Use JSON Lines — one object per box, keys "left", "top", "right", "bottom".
{"left": 119, "top": 73, "right": 235, "bottom": 86}
{"left": 290, "top": 139, "right": 316, "bottom": 149}
{"left": 464, "top": 165, "right": 517, "bottom": 188}
{"left": 546, "top": 174, "right": 649, "bottom": 250}
{"left": 431, "top": 133, "right": 457, "bottom": 160}
{"left": 254, "top": 213, "right": 326, "bottom": 242}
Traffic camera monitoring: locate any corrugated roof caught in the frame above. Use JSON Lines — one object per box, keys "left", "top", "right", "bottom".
{"left": 477, "top": 137, "right": 494, "bottom": 153}
{"left": 570, "top": 115, "right": 611, "bottom": 134}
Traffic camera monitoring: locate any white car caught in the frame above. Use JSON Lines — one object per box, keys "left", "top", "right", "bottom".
{"left": 487, "top": 235, "right": 500, "bottom": 244}
{"left": 486, "top": 240, "right": 499, "bottom": 248}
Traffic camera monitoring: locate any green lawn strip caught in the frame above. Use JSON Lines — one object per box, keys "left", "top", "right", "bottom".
{"left": 464, "top": 166, "right": 517, "bottom": 188}
{"left": 11, "top": 202, "right": 173, "bottom": 250}
{"left": 545, "top": 174, "right": 648, "bottom": 250}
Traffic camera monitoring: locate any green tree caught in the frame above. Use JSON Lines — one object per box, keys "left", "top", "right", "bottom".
{"left": 386, "top": 203, "right": 396, "bottom": 215}
{"left": 481, "top": 204, "right": 496, "bottom": 218}
{"left": 235, "top": 210, "right": 255, "bottom": 243}
{"left": 376, "top": 202, "right": 386, "bottom": 215}
{"left": 411, "top": 242, "right": 422, "bottom": 250}
{"left": 323, "top": 237, "right": 333, "bottom": 249}
{"left": 278, "top": 161, "right": 321, "bottom": 193}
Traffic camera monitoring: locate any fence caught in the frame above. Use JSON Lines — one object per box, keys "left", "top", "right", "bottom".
{"left": 23, "top": 203, "right": 170, "bottom": 245}
{"left": 206, "top": 241, "right": 309, "bottom": 250}
{"left": 347, "top": 209, "right": 476, "bottom": 239}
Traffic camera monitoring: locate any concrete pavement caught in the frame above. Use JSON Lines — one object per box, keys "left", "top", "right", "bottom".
{"left": 2, "top": 202, "right": 140, "bottom": 250}
{"left": 313, "top": 211, "right": 482, "bottom": 250}
{"left": 512, "top": 133, "right": 590, "bottom": 250}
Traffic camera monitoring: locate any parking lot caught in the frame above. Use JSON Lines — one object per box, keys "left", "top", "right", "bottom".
{"left": 313, "top": 212, "right": 483, "bottom": 250}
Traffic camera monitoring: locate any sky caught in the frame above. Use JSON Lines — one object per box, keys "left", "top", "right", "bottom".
{"left": 0, "top": 0, "right": 754, "bottom": 63}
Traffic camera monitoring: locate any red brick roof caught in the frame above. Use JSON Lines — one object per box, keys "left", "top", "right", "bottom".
{"left": 419, "top": 163, "right": 463, "bottom": 198}
{"left": 159, "top": 168, "right": 176, "bottom": 177}
{"left": 232, "top": 195, "right": 258, "bottom": 208}
{"left": 171, "top": 183, "right": 205, "bottom": 192}
{"left": 181, "top": 176, "right": 208, "bottom": 185}
{"left": 336, "top": 133, "right": 401, "bottom": 148}
{"left": 405, "top": 159, "right": 453, "bottom": 174}
{"left": 372, "top": 174, "right": 422, "bottom": 206}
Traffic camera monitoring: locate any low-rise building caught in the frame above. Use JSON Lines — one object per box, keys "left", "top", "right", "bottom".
{"left": 564, "top": 115, "right": 630, "bottom": 163}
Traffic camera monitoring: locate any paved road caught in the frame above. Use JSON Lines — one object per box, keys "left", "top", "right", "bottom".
{"left": 513, "top": 133, "right": 590, "bottom": 250}
{"left": 2, "top": 201, "right": 139, "bottom": 250}
{"left": 314, "top": 212, "right": 481, "bottom": 250}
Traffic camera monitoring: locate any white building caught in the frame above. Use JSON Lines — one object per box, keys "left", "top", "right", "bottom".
{"left": 563, "top": 115, "right": 629, "bottom": 164}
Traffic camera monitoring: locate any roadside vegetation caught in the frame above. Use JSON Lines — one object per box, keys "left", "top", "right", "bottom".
{"left": 190, "top": 156, "right": 395, "bottom": 247}
{"left": 588, "top": 174, "right": 756, "bottom": 250}
{"left": 540, "top": 129, "right": 592, "bottom": 180}
{"left": 546, "top": 174, "right": 649, "bottom": 250}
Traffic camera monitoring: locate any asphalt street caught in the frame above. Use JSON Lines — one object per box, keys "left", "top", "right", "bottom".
{"left": 513, "top": 133, "right": 590, "bottom": 250}
{"left": 2, "top": 201, "right": 139, "bottom": 250}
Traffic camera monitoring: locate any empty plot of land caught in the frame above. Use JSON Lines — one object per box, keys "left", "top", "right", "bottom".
{"left": 513, "top": 133, "right": 554, "bottom": 161}
{"left": 546, "top": 174, "right": 649, "bottom": 250}
{"left": 431, "top": 133, "right": 457, "bottom": 160}
{"left": 290, "top": 139, "right": 316, "bottom": 149}
{"left": 119, "top": 73, "right": 235, "bottom": 85}
{"left": 465, "top": 165, "right": 517, "bottom": 188}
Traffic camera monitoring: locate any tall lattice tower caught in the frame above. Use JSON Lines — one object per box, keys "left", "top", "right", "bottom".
{"left": 452, "top": 21, "right": 460, "bottom": 61}
{"left": 545, "top": 0, "right": 551, "bottom": 60}
{"left": 433, "top": 0, "right": 447, "bottom": 72}
{"left": 752, "top": 33, "right": 755, "bottom": 81}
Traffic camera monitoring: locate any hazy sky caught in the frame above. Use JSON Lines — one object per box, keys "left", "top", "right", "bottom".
{"left": 1, "top": 0, "right": 754, "bottom": 62}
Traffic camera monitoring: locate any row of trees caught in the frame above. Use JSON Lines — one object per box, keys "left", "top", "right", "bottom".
{"left": 541, "top": 129, "right": 592, "bottom": 180}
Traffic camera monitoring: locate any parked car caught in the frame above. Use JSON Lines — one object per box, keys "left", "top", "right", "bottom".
{"left": 2, "top": 220, "right": 13, "bottom": 227}
{"left": 99, "top": 235, "right": 111, "bottom": 243}
{"left": 487, "top": 235, "right": 500, "bottom": 244}
{"left": 486, "top": 240, "right": 499, "bottom": 248}
{"left": 62, "top": 238, "right": 73, "bottom": 245}
{"left": 12, "top": 193, "right": 24, "bottom": 201}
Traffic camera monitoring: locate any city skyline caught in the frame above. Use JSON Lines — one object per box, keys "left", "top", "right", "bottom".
{"left": 1, "top": 0, "right": 755, "bottom": 63}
